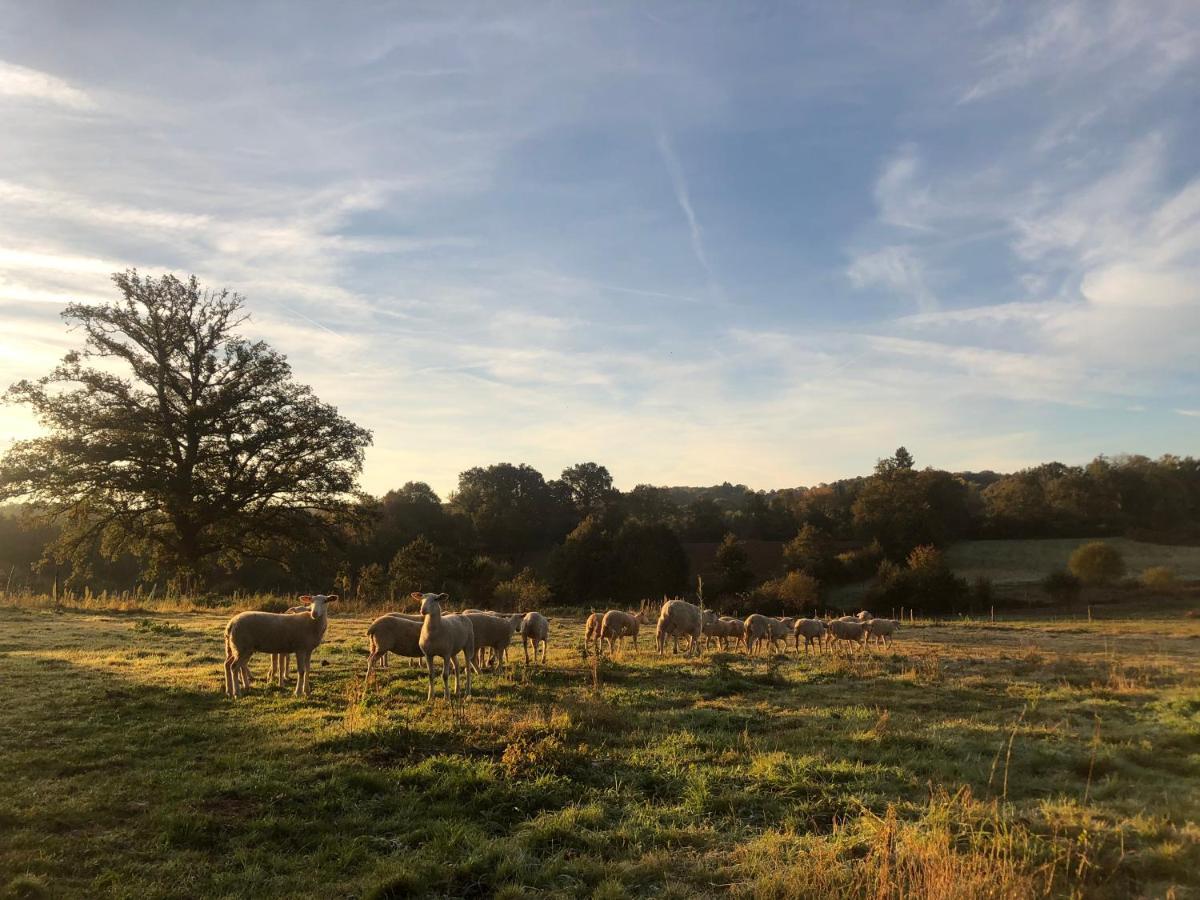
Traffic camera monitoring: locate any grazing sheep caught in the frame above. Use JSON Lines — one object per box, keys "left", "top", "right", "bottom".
{"left": 223, "top": 594, "right": 338, "bottom": 698}
{"left": 864, "top": 617, "right": 900, "bottom": 646}
{"left": 363, "top": 615, "right": 424, "bottom": 690}
{"left": 743, "top": 614, "right": 774, "bottom": 656}
{"left": 599, "top": 606, "right": 648, "bottom": 655}
{"left": 793, "top": 618, "right": 827, "bottom": 654}
{"left": 656, "top": 598, "right": 704, "bottom": 656}
{"left": 465, "top": 611, "right": 518, "bottom": 672}
{"left": 518, "top": 612, "right": 550, "bottom": 665}
{"left": 827, "top": 618, "right": 868, "bottom": 652}
{"left": 415, "top": 592, "right": 475, "bottom": 701}
{"left": 584, "top": 611, "right": 602, "bottom": 657}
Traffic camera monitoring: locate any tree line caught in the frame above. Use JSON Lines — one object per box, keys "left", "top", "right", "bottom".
{"left": 2, "top": 272, "right": 1198, "bottom": 612}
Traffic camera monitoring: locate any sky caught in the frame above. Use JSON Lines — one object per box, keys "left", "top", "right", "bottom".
{"left": 0, "top": 1, "right": 1197, "bottom": 498}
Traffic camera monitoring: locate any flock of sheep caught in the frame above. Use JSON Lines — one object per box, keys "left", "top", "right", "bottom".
{"left": 221, "top": 592, "right": 900, "bottom": 701}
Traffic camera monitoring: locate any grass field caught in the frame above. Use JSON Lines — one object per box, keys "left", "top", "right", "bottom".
{"left": 2, "top": 603, "right": 1199, "bottom": 899}
{"left": 945, "top": 538, "right": 1200, "bottom": 585}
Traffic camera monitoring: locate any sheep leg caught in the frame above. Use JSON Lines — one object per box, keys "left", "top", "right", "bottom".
{"left": 524, "top": 636, "right": 531, "bottom": 666}
{"left": 441, "top": 657, "right": 451, "bottom": 701}
{"left": 425, "top": 654, "right": 436, "bottom": 701}
{"left": 223, "top": 654, "right": 236, "bottom": 697}
{"left": 293, "top": 652, "right": 305, "bottom": 697}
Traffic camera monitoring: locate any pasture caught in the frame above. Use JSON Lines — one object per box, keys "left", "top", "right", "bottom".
{"left": 945, "top": 537, "right": 1200, "bottom": 586}
{"left": 2, "top": 603, "right": 1198, "bottom": 898}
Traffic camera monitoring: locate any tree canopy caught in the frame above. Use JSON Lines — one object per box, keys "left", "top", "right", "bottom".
{"left": 0, "top": 271, "right": 372, "bottom": 585}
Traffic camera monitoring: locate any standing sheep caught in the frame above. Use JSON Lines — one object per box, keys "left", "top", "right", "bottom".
{"left": 584, "top": 611, "right": 602, "bottom": 657}
{"left": 519, "top": 611, "right": 550, "bottom": 665}
{"left": 865, "top": 618, "right": 900, "bottom": 646}
{"left": 465, "top": 612, "right": 518, "bottom": 672}
{"left": 223, "top": 594, "right": 338, "bottom": 698}
{"left": 793, "top": 618, "right": 827, "bottom": 654}
{"left": 827, "top": 618, "right": 869, "bottom": 652}
{"left": 743, "top": 613, "right": 773, "bottom": 656}
{"left": 599, "top": 605, "right": 648, "bottom": 656}
{"left": 416, "top": 592, "right": 474, "bottom": 701}
{"left": 363, "top": 615, "right": 424, "bottom": 690}
{"left": 656, "top": 598, "right": 704, "bottom": 656}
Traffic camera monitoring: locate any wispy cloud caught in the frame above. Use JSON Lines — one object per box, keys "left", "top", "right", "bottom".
{"left": 0, "top": 60, "right": 95, "bottom": 109}
{"left": 654, "top": 128, "right": 718, "bottom": 288}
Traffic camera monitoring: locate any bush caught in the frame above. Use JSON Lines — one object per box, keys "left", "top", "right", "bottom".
{"left": 835, "top": 541, "right": 884, "bottom": 581}
{"left": 867, "top": 551, "right": 968, "bottom": 614}
{"left": 1042, "top": 570, "right": 1082, "bottom": 603}
{"left": 755, "top": 570, "right": 820, "bottom": 616}
{"left": 493, "top": 567, "right": 552, "bottom": 612}
{"left": 1139, "top": 566, "right": 1177, "bottom": 591}
{"left": 1068, "top": 541, "right": 1125, "bottom": 586}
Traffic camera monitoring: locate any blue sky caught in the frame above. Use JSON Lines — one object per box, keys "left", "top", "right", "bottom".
{"left": 0, "top": 2, "right": 1197, "bottom": 496}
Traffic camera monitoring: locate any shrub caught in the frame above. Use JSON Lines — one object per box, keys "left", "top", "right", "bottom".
{"left": 1139, "top": 566, "right": 1177, "bottom": 591}
{"left": 835, "top": 541, "right": 884, "bottom": 581}
{"left": 1042, "top": 570, "right": 1082, "bottom": 603}
{"left": 867, "top": 551, "right": 968, "bottom": 615}
{"left": 1068, "top": 541, "right": 1124, "bottom": 586}
{"left": 493, "top": 567, "right": 552, "bottom": 612}
{"left": 755, "top": 570, "right": 820, "bottom": 616}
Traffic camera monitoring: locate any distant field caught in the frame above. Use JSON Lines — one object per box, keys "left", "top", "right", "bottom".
{"left": 946, "top": 537, "right": 1200, "bottom": 584}
{"left": 2, "top": 605, "right": 1198, "bottom": 898}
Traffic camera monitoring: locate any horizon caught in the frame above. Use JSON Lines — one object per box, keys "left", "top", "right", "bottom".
{"left": 2, "top": 3, "right": 1198, "bottom": 499}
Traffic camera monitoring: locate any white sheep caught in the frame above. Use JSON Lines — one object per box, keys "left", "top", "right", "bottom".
{"left": 766, "top": 617, "right": 794, "bottom": 653}
{"left": 465, "top": 611, "right": 518, "bottom": 672}
{"left": 518, "top": 611, "right": 550, "bottom": 665}
{"left": 584, "top": 611, "right": 602, "bottom": 657}
{"left": 267, "top": 604, "right": 310, "bottom": 685}
{"left": 363, "top": 614, "right": 424, "bottom": 690}
{"left": 656, "top": 598, "right": 704, "bottom": 656}
{"left": 743, "top": 613, "right": 773, "bottom": 656}
{"left": 864, "top": 617, "right": 900, "bottom": 646}
{"left": 599, "top": 606, "right": 648, "bottom": 656}
{"left": 827, "top": 618, "right": 868, "bottom": 652}
{"left": 415, "top": 592, "right": 474, "bottom": 701}
{"left": 793, "top": 618, "right": 827, "bottom": 654}
{"left": 223, "top": 594, "right": 338, "bottom": 698}
{"left": 718, "top": 616, "right": 746, "bottom": 651}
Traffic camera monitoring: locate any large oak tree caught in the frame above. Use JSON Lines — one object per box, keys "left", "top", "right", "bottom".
{"left": 0, "top": 271, "right": 372, "bottom": 585}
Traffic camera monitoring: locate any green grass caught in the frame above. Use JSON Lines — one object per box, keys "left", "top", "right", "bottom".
{"left": 2, "top": 603, "right": 1199, "bottom": 898}
{"left": 946, "top": 537, "right": 1200, "bottom": 585}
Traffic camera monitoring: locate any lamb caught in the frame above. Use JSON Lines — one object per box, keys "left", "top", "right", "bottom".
{"left": 864, "top": 617, "right": 900, "bottom": 646}
{"left": 416, "top": 591, "right": 474, "bottom": 701}
{"left": 701, "top": 610, "right": 726, "bottom": 650}
{"left": 656, "top": 598, "right": 704, "bottom": 656}
{"left": 599, "top": 606, "right": 648, "bottom": 656}
{"left": 827, "top": 617, "right": 868, "bottom": 652}
{"left": 223, "top": 594, "right": 338, "bottom": 698}
{"left": 743, "top": 614, "right": 773, "bottom": 656}
{"left": 465, "top": 611, "right": 518, "bottom": 672}
{"left": 363, "top": 614, "right": 424, "bottom": 690}
{"left": 793, "top": 618, "right": 827, "bottom": 654}
{"left": 518, "top": 611, "right": 550, "bottom": 665}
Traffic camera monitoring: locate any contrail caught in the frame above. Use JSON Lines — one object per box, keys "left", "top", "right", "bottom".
{"left": 655, "top": 129, "right": 718, "bottom": 287}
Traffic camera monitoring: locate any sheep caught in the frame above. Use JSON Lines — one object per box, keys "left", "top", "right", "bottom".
{"left": 599, "top": 606, "right": 649, "bottom": 656}
{"left": 267, "top": 604, "right": 310, "bottom": 685}
{"left": 743, "top": 614, "right": 773, "bottom": 656}
{"left": 701, "top": 610, "right": 727, "bottom": 651}
{"left": 864, "top": 617, "right": 900, "bottom": 647}
{"left": 584, "top": 611, "right": 602, "bottom": 657}
{"left": 465, "top": 611, "right": 518, "bottom": 672}
{"left": 363, "top": 614, "right": 424, "bottom": 690}
{"left": 718, "top": 616, "right": 746, "bottom": 651}
{"left": 415, "top": 591, "right": 474, "bottom": 701}
{"left": 518, "top": 611, "right": 550, "bottom": 665}
{"left": 223, "top": 594, "right": 338, "bottom": 698}
{"left": 793, "top": 618, "right": 827, "bottom": 654}
{"left": 375, "top": 612, "right": 424, "bottom": 668}
{"left": 656, "top": 598, "right": 704, "bottom": 656}
{"left": 766, "top": 617, "right": 795, "bottom": 653}
{"left": 856, "top": 610, "right": 874, "bottom": 622}
{"left": 826, "top": 617, "right": 868, "bottom": 652}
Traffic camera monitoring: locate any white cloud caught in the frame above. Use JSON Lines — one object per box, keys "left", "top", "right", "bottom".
{"left": 847, "top": 245, "right": 937, "bottom": 312}
{"left": 0, "top": 60, "right": 95, "bottom": 109}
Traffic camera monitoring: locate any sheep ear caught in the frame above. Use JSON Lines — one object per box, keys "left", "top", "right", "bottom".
{"left": 326, "top": 594, "right": 339, "bottom": 602}
{"left": 299, "top": 595, "right": 313, "bottom": 604}
{"left": 437, "top": 593, "right": 449, "bottom": 601}
{"left": 410, "top": 592, "right": 424, "bottom": 601}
